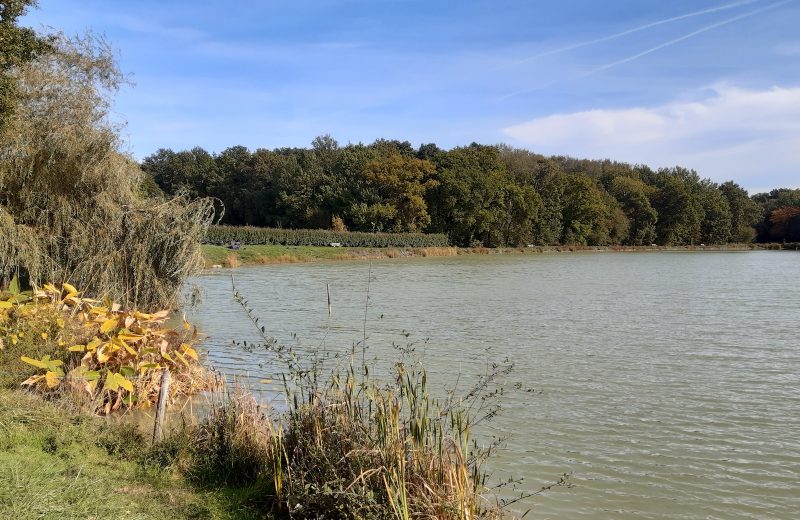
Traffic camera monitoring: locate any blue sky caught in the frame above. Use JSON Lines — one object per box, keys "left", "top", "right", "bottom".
{"left": 22, "top": 0, "right": 800, "bottom": 192}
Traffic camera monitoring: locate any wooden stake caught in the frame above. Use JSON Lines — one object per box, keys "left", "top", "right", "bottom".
{"left": 152, "top": 368, "right": 171, "bottom": 444}
{"left": 327, "top": 283, "right": 332, "bottom": 318}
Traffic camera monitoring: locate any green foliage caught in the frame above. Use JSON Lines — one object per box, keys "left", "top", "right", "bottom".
{"left": 720, "top": 181, "right": 760, "bottom": 243}
{"left": 427, "top": 144, "right": 511, "bottom": 246}
{"left": 651, "top": 169, "right": 703, "bottom": 245}
{"left": 205, "top": 224, "right": 450, "bottom": 248}
{"left": 699, "top": 181, "right": 732, "bottom": 244}
{"left": 609, "top": 176, "right": 657, "bottom": 245}
{"left": 145, "top": 137, "right": 789, "bottom": 247}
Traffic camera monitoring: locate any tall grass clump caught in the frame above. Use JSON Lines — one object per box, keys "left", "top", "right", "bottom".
{"left": 163, "top": 290, "right": 511, "bottom": 519}
{"left": 0, "top": 34, "right": 214, "bottom": 310}
{"left": 205, "top": 225, "right": 450, "bottom": 248}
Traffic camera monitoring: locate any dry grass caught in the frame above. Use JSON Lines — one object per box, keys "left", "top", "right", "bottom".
{"left": 169, "top": 361, "right": 504, "bottom": 519}
{"left": 413, "top": 247, "right": 459, "bottom": 257}
{"left": 224, "top": 253, "right": 241, "bottom": 268}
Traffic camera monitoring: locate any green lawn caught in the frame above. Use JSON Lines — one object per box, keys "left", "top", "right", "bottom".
{"left": 0, "top": 389, "right": 261, "bottom": 520}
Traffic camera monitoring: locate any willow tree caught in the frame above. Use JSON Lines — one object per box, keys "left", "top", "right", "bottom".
{"left": 0, "top": 33, "right": 214, "bottom": 309}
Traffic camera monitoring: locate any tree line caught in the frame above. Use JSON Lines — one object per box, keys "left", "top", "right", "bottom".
{"left": 141, "top": 137, "right": 800, "bottom": 247}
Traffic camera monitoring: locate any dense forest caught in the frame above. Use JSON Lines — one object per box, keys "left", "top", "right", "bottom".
{"left": 142, "top": 138, "right": 799, "bottom": 247}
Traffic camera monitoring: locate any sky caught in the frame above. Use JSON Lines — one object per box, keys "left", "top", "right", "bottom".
{"left": 22, "top": 0, "right": 800, "bottom": 193}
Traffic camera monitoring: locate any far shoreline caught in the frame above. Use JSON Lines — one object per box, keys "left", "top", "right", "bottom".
{"left": 201, "top": 242, "right": 799, "bottom": 268}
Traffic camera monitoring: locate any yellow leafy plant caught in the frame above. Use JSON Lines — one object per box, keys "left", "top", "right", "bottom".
{"left": 7, "top": 281, "right": 211, "bottom": 414}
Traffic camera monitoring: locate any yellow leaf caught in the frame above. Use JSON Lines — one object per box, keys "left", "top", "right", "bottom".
{"left": 43, "top": 283, "right": 58, "bottom": 293}
{"left": 181, "top": 344, "right": 198, "bottom": 361}
{"left": 182, "top": 314, "right": 190, "bottom": 330}
{"left": 20, "top": 356, "right": 48, "bottom": 369}
{"left": 175, "top": 351, "right": 189, "bottom": 366}
{"left": 0, "top": 301, "right": 12, "bottom": 309}
{"left": 105, "top": 372, "right": 119, "bottom": 392}
{"left": 100, "top": 318, "right": 118, "bottom": 335}
{"left": 123, "top": 344, "right": 138, "bottom": 357}
{"left": 45, "top": 371, "right": 61, "bottom": 389}
{"left": 86, "top": 338, "right": 102, "bottom": 351}
{"left": 41, "top": 332, "right": 48, "bottom": 340}
{"left": 85, "top": 379, "right": 98, "bottom": 395}
{"left": 68, "top": 345, "right": 86, "bottom": 352}
{"left": 62, "top": 282, "right": 78, "bottom": 294}
{"left": 96, "top": 345, "right": 111, "bottom": 363}
{"left": 115, "top": 373, "right": 134, "bottom": 393}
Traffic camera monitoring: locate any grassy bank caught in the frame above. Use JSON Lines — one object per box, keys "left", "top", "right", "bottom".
{"left": 1, "top": 281, "right": 511, "bottom": 518}
{"left": 201, "top": 242, "right": 789, "bottom": 268}
{"left": 201, "top": 244, "right": 460, "bottom": 267}
{"left": 0, "top": 388, "right": 258, "bottom": 520}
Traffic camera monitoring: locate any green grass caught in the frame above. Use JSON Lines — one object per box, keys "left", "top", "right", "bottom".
{"left": 0, "top": 389, "right": 263, "bottom": 520}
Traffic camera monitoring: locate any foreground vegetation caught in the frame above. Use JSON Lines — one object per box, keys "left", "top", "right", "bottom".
{"left": 1, "top": 278, "right": 517, "bottom": 518}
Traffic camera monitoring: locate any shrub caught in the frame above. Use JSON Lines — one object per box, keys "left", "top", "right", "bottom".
{"left": 0, "top": 280, "right": 212, "bottom": 414}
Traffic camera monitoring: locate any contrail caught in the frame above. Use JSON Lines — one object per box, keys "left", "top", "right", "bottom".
{"left": 500, "top": 0, "right": 767, "bottom": 69}
{"left": 585, "top": 0, "right": 792, "bottom": 76}
{"left": 496, "top": 0, "right": 792, "bottom": 102}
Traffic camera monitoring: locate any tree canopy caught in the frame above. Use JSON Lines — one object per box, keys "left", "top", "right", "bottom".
{"left": 142, "top": 137, "right": 795, "bottom": 247}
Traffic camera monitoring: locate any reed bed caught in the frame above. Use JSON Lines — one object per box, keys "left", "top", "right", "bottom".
{"left": 412, "top": 247, "right": 459, "bottom": 257}
{"left": 156, "top": 290, "right": 510, "bottom": 519}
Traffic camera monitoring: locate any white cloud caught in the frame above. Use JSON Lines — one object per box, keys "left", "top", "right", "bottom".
{"left": 502, "top": 85, "right": 800, "bottom": 192}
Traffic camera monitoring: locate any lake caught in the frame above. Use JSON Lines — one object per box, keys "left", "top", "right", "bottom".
{"left": 186, "top": 251, "right": 800, "bottom": 519}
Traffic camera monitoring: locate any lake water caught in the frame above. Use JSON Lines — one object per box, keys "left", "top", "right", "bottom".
{"left": 186, "top": 251, "right": 800, "bottom": 519}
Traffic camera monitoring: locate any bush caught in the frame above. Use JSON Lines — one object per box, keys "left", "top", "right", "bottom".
{"left": 0, "top": 280, "right": 213, "bottom": 415}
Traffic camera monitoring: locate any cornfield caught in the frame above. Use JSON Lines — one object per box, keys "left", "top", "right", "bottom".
{"left": 205, "top": 225, "right": 450, "bottom": 248}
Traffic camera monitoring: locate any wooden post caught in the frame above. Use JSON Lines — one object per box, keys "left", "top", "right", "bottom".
{"left": 152, "top": 368, "right": 171, "bottom": 444}
{"left": 327, "top": 283, "right": 332, "bottom": 318}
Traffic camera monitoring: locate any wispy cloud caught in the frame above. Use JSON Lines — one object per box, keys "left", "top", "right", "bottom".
{"left": 502, "top": 85, "right": 800, "bottom": 192}
{"left": 499, "top": 0, "right": 767, "bottom": 69}
{"left": 497, "top": 0, "right": 794, "bottom": 101}
{"left": 584, "top": 0, "right": 793, "bottom": 76}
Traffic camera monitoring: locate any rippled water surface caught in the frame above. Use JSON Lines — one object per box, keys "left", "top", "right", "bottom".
{"left": 187, "top": 251, "right": 800, "bottom": 519}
